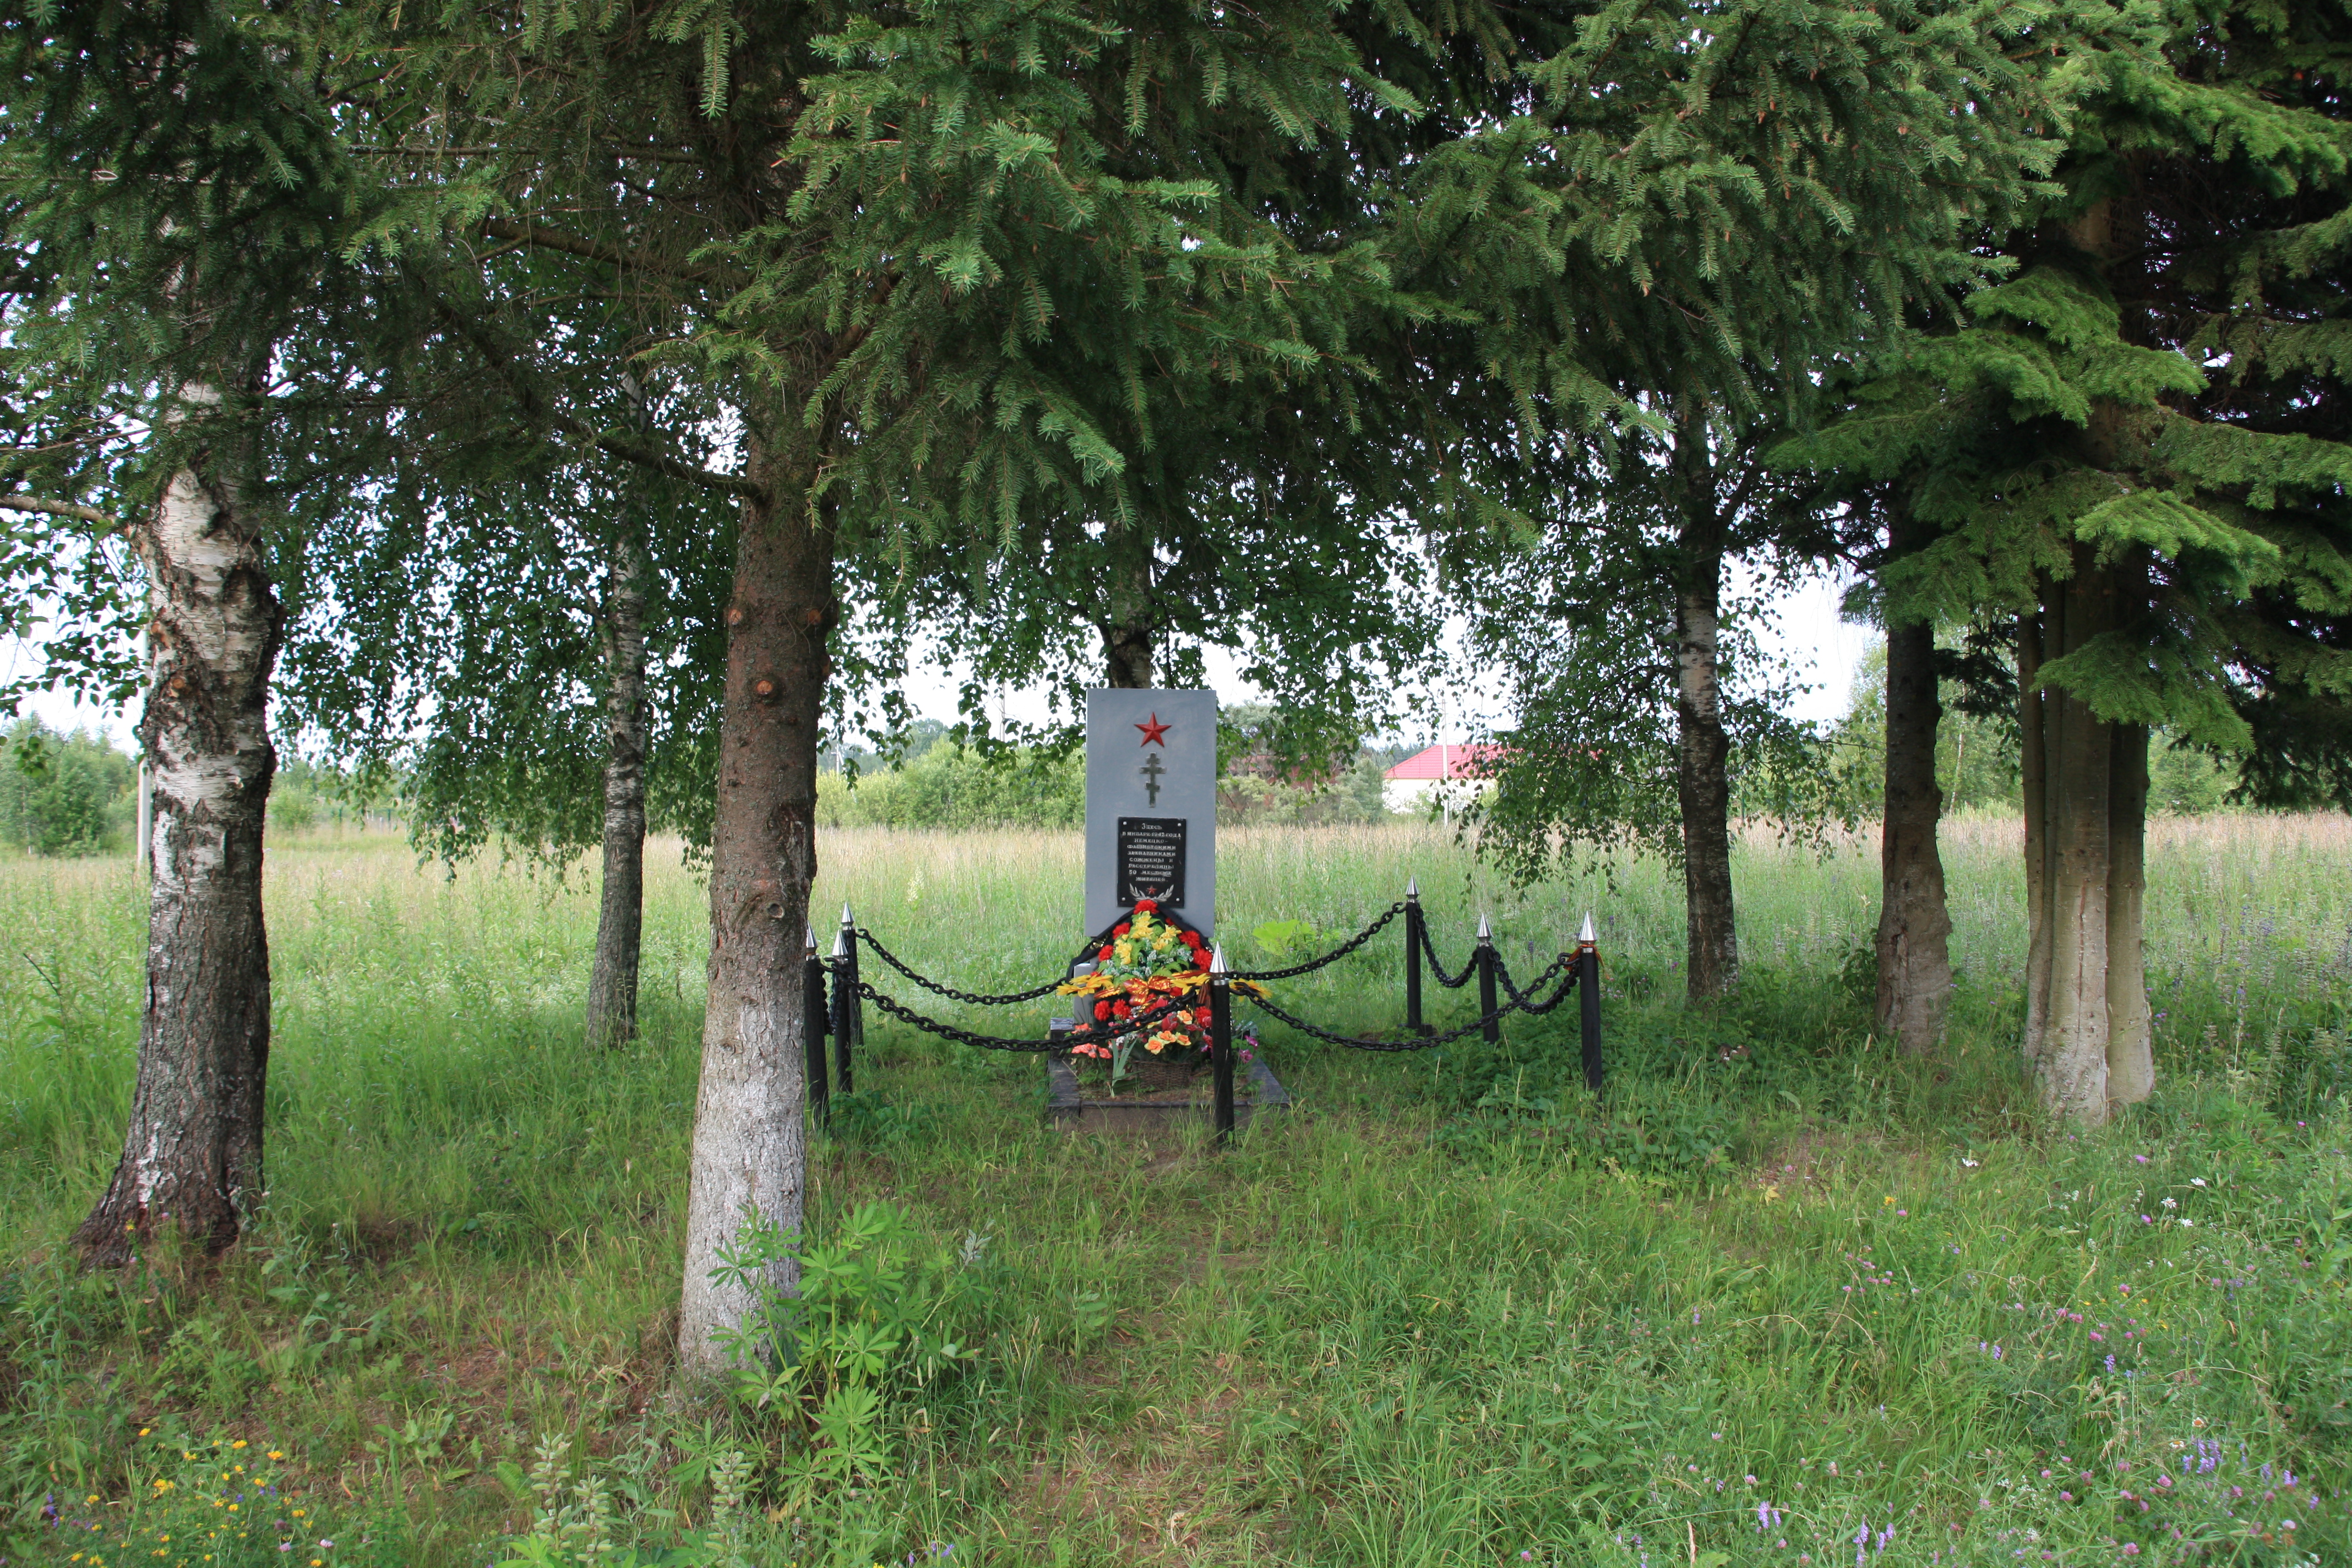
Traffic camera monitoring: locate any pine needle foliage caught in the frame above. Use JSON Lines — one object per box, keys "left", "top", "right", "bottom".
{"left": 1778, "top": 0, "right": 2352, "bottom": 796}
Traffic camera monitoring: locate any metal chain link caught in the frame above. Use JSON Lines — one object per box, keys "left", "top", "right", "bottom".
{"left": 854, "top": 928, "right": 1069, "bottom": 1006}
{"left": 1418, "top": 918, "right": 1478, "bottom": 989}
{"left": 1491, "top": 951, "right": 1581, "bottom": 1015}
{"left": 1242, "top": 954, "right": 1574, "bottom": 1052}
{"left": 853, "top": 981, "right": 1195, "bottom": 1053}
{"left": 858, "top": 900, "right": 1406, "bottom": 1000}
{"left": 1224, "top": 902, "right": 1406, "bottom": 981}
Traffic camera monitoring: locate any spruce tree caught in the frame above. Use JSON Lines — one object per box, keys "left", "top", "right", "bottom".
{"left": 1781, "top": 0, "right": 2352, "bottom": 1119}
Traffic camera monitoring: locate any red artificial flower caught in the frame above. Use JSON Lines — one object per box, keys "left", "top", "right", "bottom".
{"left": 1098, "top": 945, "right": 1114, "bottom": 961}
{"left": 1193, "top": 1007, "right": 1210, "bottom": 1026}
{"left": 1180, "top": 930, "right": 1202, "bottom": 949}
{"left": 1093, "top": 1000, "right": 1110, "bottom": 1022}
{"left": 1113, "top": 1000, "right": 1132, "bottom": 1019}
{"left": 1113, "top": 923, "right": 1131, "bottom": 938}
{"left": 1135, "top": 899, "right": 1158, "bottom": 913}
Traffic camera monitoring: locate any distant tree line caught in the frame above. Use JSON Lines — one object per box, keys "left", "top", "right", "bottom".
{"left": 0, "top": 718, "right": 131, "bottom": 856}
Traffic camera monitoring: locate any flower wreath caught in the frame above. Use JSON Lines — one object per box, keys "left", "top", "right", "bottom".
{"left": 1055, "top": 901, "right": 1259, "bottom": 1063}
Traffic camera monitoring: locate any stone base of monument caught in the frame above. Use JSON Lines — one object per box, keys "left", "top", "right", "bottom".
{"left": 1045, "top": 1053, "right": 1291, "bottom": 1140}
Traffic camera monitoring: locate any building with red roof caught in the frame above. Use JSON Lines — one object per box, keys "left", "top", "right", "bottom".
{"left": 1381, "top": 743, "right": 1506, "bottom": 815}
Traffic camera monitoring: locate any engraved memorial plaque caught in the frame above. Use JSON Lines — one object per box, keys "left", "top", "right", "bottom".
{"left": 1116, "top": 816, "right": 1187, "bottom": 907}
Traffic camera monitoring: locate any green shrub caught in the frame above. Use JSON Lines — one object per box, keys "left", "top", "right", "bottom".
{"left": 710, "top": 1202, "right": 987, "bottom": 1505}
{"left": 816, "top": 746, "right": 1082, "bottom": 829}
{"left": 0, "top": 719, "right": 133, "bottom": 857}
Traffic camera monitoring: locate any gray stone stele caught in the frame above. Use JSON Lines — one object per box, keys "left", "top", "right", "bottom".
{"left": 1084, "top": 687, "right": 1216, "bottom": 939}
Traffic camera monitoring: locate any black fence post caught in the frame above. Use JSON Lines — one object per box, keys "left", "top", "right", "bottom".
{"left": 1577, "top": 912, "right": 1603, "bottom": 1091}
{"left": 1404, "top": 877, "right": 1427, "bottom": 1035}
{"left": 840, "top": 901, "right": 865, "bottom": 1056}
{"left": 1210, "top": 945, "right": 1235, "bottom": 1145}
{"left": 803, "top": 927, "right": 831, "bottom": 1128}
{"left": 830, "top": 925, "right": 854, "bottom": 1096}
{"left": 1476, "top": 913, "right": 1500, "bottom": 1044}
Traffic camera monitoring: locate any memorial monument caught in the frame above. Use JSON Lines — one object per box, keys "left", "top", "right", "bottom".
{"left": 1083, "top": 688, "right": 1216, "bottom": 940}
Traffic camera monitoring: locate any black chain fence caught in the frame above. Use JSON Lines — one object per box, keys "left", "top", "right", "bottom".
{"left": 856, "top": 902, "right": 1409, "bottom": 1002}
{"left": 1244, "top": 955, "right": 1576, "bottom": 1052}
{"left": 854, "top": 981, "right": 1196, "bottom": 1054}
{"left": 842, "top": 903, "right": 1583, "bottom": 1059}
{"left": 1493, "top": 951, "right": 1579, "bottom": 1015}
{"left": 855, "top": 927, "right": 1069, "bottom": 1006}
{"left": 1418, "top": 918, "right": 1478, "bottom": 989}
{"left": 1224, "top": 902, "right": 1404, "bottom": 981}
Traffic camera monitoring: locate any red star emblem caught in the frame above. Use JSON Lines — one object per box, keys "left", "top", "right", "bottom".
{"left": 1134, "top": 712, "right": 1171, "bottom": 747}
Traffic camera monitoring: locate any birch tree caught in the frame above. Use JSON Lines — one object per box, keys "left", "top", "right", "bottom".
{"left": 0, "top": 0, "right": 363, "bottom": 1259}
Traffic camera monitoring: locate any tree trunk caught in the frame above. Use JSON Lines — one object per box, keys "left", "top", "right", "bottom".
{"left": 1103, "top": 620, "right": 1153, "bottom": 688}
{"left": 676, "top": 426, "right": 834, "bottom": 1381}
{"left": 1674, "top": 575, "right": 1739, "bottom": 1002}
{"left": 2019, "top": 606, "right": 2051, "bottom": 1063}
{"left": 74, "top": 407, "right": 282, "bottom": 1264}
{"left": 2106, "top": 718, "right": 2153, "bottom": 1102}
{"left": 2024, "top": 542, "right": 2122, "bottom": 1123}
{"left": 1876, "top": 613, "right": 1952, "bottom": 1055}
{"left": 1100, "top": 513, "right": 1155, "bottom": 687}
{"left": 2101, "top": 540, "right": 2154, "bottom": 1104}
{"left": 585, "top": 529, "right": 649, "bottom": 1050}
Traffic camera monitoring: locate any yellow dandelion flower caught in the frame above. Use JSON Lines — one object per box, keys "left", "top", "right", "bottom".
{"left": 230, "top": 1441, "right": 246, "bottom": 1450}
{"left": 266, "top": 1452, "right": 284, "bottom": 1461}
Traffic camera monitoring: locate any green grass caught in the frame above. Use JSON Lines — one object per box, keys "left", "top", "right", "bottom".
{"left": 2, "top": 817, "right": 2349, "bottom": 1567}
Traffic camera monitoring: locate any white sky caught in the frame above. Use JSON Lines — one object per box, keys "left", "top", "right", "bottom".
{"left": 8, "top": 564, "right": 1873, "bottom": 752}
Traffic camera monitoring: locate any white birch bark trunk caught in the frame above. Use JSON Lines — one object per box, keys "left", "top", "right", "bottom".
{"left": 75, "top": 390, "right": 282, "bottom": 1261}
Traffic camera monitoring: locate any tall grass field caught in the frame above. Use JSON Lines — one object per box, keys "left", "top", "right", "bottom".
{"left": 3, "top": 816, "right": 2349, "bottom": 1567}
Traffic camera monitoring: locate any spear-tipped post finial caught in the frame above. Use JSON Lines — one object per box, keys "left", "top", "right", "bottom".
{"left": 804, "top": 925, "right": 818, "bottom": 955}
{"left": 1210, "top": 944, "right": 1227, "bottom": 976}
{"left": 1579, "top": 912, "right": 1596, "bottom": 948}
{"left": 1476, "top": 912, "right": 1492, "bottom": 945}
{"left": 831, "top": 927, "right": 849, "bottom": 961}
{"left": 840, "top": 900, "right": 854, "bottom": 929}
{"left": 1406, "top": 876, "right": 1418, "bottom": 901}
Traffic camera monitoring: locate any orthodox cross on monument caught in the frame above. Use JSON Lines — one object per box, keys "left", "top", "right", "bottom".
{"left": 1139, "top": 753, "right": 1166, "bottom": 804}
